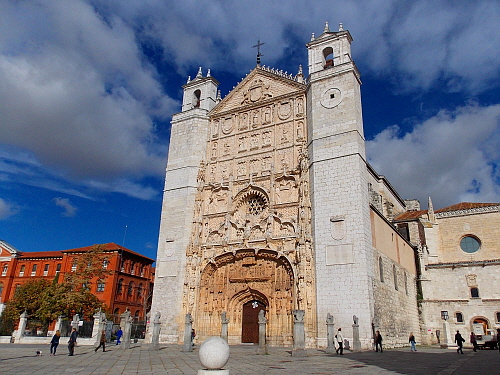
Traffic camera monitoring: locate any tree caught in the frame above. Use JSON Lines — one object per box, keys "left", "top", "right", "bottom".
{"left": 62, "top": 244, "right": 113, "bottom": 318}
{"left": 2, "top": 279, "right": 51, "bottom": 321}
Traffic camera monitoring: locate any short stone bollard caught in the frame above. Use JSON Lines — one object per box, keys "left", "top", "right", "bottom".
{"left": 198, "top": 336, "right": 230, "bottom": 375}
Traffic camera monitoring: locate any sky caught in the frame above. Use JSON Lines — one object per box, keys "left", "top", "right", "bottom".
{"left": 1, "top": 0, "right": 499, "bottom": 260}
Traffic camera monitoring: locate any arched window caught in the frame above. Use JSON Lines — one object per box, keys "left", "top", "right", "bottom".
{"left": 323, "top": 47, "right": 334, "bottom": 69}
{"left": 393, "top": 265, "right": 398, "bottom": 290}
{"left": 379, "top": 258, "right": 384, "bottom": 282}
{"left": 1, "top": 264, "right": 7, "bottom": 276}
{"left": 19, "top": 265, "right": 25, "bottom": 277}
{"left": 127, "top": 281, "right": 134, "bottom": 296}
{"left": 0, "top": 282, "right": 4, "bottom": 301}
{"left": 117, "top": 279, "right": 123, "bottom": 294}
{"left": 193, "top": 89, "right": 201, "bottom": 108}
{"left": 134, "top": 310, "right": 140, "bottom": 321}
{"left": 130, "top": 262, "right": 135, "bottom": 275}
{"left": 470, "top": 287, "right": 480, "bottom": 298}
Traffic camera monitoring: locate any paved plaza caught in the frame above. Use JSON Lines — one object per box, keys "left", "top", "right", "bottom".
{"left": 0, "top": 343, "right": 498, "bottom": 375}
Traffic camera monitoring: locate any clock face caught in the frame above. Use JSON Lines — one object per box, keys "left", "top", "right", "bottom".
{"left": 321, "top": 88, "right": 342, "bottom": 108}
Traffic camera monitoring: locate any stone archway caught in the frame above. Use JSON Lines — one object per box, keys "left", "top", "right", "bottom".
{"left": 471, "top": 317, "right": 489, "bottom": 335}
{"left": 197, "top": 249, "right": 294, "bottom": 345}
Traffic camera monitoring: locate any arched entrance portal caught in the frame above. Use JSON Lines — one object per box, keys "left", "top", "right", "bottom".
{"left": 197, "top": 249, "right": 294, "bottom": 345}
{"left": 242, "top": 300, "right": 266, "bottom": 343}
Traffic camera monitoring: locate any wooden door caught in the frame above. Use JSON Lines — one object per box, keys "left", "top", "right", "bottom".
{"left": 241, "top": 301, "right": 265, "bottom": 343}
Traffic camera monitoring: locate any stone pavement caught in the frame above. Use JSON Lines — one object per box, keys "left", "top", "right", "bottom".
{"left": 0, "top": 343, "right": 498, "bottom": 375}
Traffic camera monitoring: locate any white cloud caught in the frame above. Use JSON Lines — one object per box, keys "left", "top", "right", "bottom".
{"left": 0, "top": 0, "right": 172, "bottom": 181}
{"left": 0, "top": 197, "right": 18, "bottom": 220}
{"left": 367, "top": 104, "right": 500, "bottom": 209}
{"left": 53, "top": 197, "right": 78, "bottom": 217}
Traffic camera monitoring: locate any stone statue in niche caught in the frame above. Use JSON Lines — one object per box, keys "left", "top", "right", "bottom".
{"left": 239, "top": 112, "right": 248, "bottom": 130}
{"left": 252, "top": 110, "right": 260, "bottom": 128}
{"left": 223, "top": 142, "right": 231, "bottom": 155}
{"left": 296, "top": 121, "right": 304, "bottom": 140}
{"left": 238, "top": 136, "right": 247, "bottom": 152}
{"left": 263, "top": 107, "right": 272, "bottom": 124}
{"left": 250, "top": 133, "right": 260, "bottom": 149}
{"left": 296, "top": 97, "right": 304, "bottom": 115}
{"left": 262, "top": 131, "right": 272, "bottom": 147}
{"left": 212, "top": 120, "right": 219, "bottom": 138}
{"left": 211, "top": 142, "right": 218, "bottom": 159}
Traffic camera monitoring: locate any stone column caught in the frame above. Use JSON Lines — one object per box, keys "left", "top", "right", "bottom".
{"left": 221, "top": 311, "right": 229, "bottom": 342}
{"left": 325, "top": 313, "right": 336, "bottom": 354}
{"left": 441, "top": 320, "right": 450, "bottom": 348}
{"left": 53, "top": 315, "right": 64, "bottom": 334}
{"left": 151, "top": 312, "right": 161, "bottom": 350}
{"left": 14, "top": 311, "right": 28, "bottom": 342}
{"left": 352, "top": 315, "right": 361, "bottom": 352}
{"left": 120, "top": 310, "right": 133, "bottom": 349}
{"left": 292, "top": 310, "right": 307, "bottom": 357}
{"left": 182, "top": 313, "right": 194, "bottom": 352}
{"left": 71, "top": 314, "right": 80, "bottom": 331}
{"left": 256, "top": 310, "right": 268, "bottom": 355}
{"left": 93, "top": 310, "right": 106, "bottom": 347}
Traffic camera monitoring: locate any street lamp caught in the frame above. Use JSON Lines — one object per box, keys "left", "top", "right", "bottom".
{"left": 440, "top": 311, "right": 449, "bottom": 321}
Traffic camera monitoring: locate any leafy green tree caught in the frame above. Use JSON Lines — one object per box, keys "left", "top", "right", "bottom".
{"left": 2, "top": 279, "right": 51, "bottom": 321}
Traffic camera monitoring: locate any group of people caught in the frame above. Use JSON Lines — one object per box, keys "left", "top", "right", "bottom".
{"left": 334, "top": 328, "right": 384, "bottom": 354}
{"left": 49, "top": 327, "right": 124, "bottom": 356}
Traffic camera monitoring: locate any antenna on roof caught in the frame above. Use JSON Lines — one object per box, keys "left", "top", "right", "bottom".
{"left": 122, "top": 225, "right": 128, "bottom": 248}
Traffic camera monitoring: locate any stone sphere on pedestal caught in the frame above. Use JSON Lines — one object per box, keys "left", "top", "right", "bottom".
{"left": 198, "top": 336, "right": 230, "bottom": 369}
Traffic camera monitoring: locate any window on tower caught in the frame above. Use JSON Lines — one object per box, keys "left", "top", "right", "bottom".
{"left": 193, "top": 89, "right": 201, "bottom": 108}
{"left": 323, "top": 47, "right": 334, "bottom": 69}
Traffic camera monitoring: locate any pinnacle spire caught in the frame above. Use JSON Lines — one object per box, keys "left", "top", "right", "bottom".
{"left": 324, "top": 22, "right": 330, "bottom": 33}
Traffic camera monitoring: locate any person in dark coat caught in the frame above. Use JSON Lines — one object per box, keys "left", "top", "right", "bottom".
{"left": 470, "top": 332, "right": 478, "bottom": 352}
{"left": 496, "top": 328, "right": 500, "bottom": 353}
{"left": 94, "top": 331, "right": 106, "bottom": 352}
{"left": 455, "top": 330, "right": 465, "bottom": 354}
{"left": 68, "top": 328, "right": 78, "bottom": 356}
{"left": 409, "top": 332, "right": 417, "bottom": 352}
{"left": 50, "top": 330, "right": 61, "bottom": 355}
{"left": 375, "top": 330, "right": 383, "bottom": 352}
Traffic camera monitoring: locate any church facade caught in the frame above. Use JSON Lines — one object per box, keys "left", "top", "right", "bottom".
{"left": 150, "top": 23, "right": 422, "bottom": 349}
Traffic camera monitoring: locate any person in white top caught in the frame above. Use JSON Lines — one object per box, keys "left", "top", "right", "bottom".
{"left": 335, "top": 328, "right": 344, "bottom": 355}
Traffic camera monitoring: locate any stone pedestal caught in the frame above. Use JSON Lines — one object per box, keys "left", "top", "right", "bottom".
{"left": 440, "top": 321, "right": 450, "bottom": 348}
{"left": 221, "top": 311, "right": 229, "bottom": 342}
{"left": 71, "top": 314, "right": 80, "bottom": 331}
{"left": 13, "top": 311, "right": 28, "bottom": 342}
{"left": 53, "top": 315, "right": 64, "bottom": 334}
{"left": 256, "top": 310, "right": 268, "bottom": 355}
{"left": 120, "top": 310, "right": 133, "bottom": 349}
{"left": 93, "top": 310, "right": 107, "bottom": 347}
{"left": 325, "top": 313, "right": 336, "bottom": 354}
{"left": 151, "top": 312, "right": 161, "bottom": 350}
{"left": 352, "top": 315, "right": 361, "bottom": 352}
{"left": 292, "top": 310, "right": 307, "bottom": 357}
{"left": 182, "top": 313, "right": 194, "bottom": 352}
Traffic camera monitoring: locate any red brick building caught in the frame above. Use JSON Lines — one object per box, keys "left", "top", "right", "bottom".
{"left": 0, "top": 241, "right": 155, "bottom": 321}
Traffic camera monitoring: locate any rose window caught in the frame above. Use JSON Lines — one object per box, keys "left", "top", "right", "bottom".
{"left": 247, "top": 194, "right": 266, "bottom": 215}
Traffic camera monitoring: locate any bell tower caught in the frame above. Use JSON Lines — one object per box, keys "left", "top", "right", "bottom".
{"left": 150, "top": 67, "right": 218, "bottom": 343}
{"left": 306, "top": 23, "right": 374, "bottom": 348}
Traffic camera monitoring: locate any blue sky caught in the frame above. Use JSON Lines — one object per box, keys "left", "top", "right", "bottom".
{"left": 1, "top": 0, "right": 499, "bottom": 260}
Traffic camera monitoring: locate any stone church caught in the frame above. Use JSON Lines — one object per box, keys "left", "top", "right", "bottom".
{"left": 150, "top": 22, "right": 495, "bottom": 349}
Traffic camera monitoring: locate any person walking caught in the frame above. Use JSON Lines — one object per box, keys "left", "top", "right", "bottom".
{"left": 409, "top": 332, "right": 417, "bottom": 352}
{"left": 116, "top": 327, "right": 123, "bottom": 345}
{"left": 455, "top": 330, "right": 465, "bottom": 354}
{"left": 50, "top": 330, "right": 61, "bottom": 356}
{"left": 470, "top": 332, "right": 478, "bottom": 352}
{"left": 94, "top": 331, "right": 106, "bottom": 352}
{"left": 335, "top": 328, "right": 344, "bottom": 355}
{"left": 375, "top": 330, "right": 383, "bottom": 352}
{"left": 68, "top": 328, "right": 78, "bottom": 356}
{"left": 496, "top": 328, "right": 500, "bottom": 353}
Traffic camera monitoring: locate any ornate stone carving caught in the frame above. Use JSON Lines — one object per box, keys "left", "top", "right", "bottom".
{"left": 242, "top": 79, "right": 272, "bottom": 104}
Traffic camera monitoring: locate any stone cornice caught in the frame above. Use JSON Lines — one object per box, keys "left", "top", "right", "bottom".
{"left": 426, "top": 259, "right": 500, "bottom": 269}
{"left": 436, "top": 205, "right": 500, "bottom": 219}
